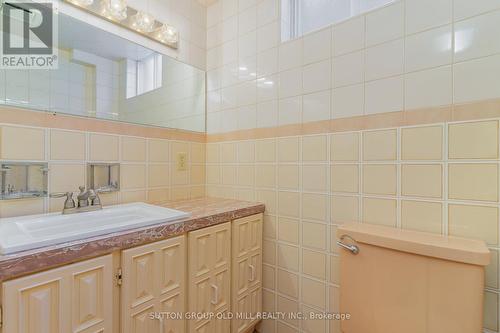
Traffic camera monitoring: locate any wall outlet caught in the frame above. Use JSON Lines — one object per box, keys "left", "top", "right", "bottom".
{"left": 176, "top": 152, "right": 188, "bottom": 171}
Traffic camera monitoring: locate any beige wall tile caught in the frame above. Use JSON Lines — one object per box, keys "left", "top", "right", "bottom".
{"left": 330, "top": 225, "right": 339, "bottom": 254}
{"left": 449, "top": 204, "right": 498, "bottom": 245}
{"left": 363, "top": 164, "right": 397, "bottom": 195}
{"left": 330, "top": 255, "right": 340, "bottom": 285}
{"left": 49, "top": 163, "right": 85, "bottom": 192}
{"left": 121, "top": 190, "right": 147, "bottom": 203}
{"left": 303, "top": 165, "right": 328, "bottom": 192}
{"left": 50, "top": 129, "right": 85, "bottom": 161}
{"left": 331, "top": 195, "right": 359, "bottom": 223}
{"left": 302, "top": 221, "right": 327, "bottom": 250}
{"left": 89, "top": 133, "right": 119, "bottom": 161}
{"left": 191, "top": 165, "right": 206, "bottom": 185}
{"left": 362, "top": 198, "right": 397, "bottom": 227}
{"left": 401, "top": 125, "right": 443, "bottom": 160}
{"left": 237, "top": 165, "right": 254, "bottom": 186}
{"left": 277, "top": 269, "right": 299, "bottom": 299}
{"left": 1, "top": 126, "right": 45, "bottom": 160}
{"left": 363, "top": 129, "right": 397, "bottom": 161}
{"left": 147, "top": 188, "right": 169, "bottom": 204}
{"left": 303, "top": 135, "right": 328, "bottom": 161}
{"left": 256, "top": 165, "right": 276, "bottom": 188}
{"left": 257, "top": 190, "right": 277, "bottom": 214}
{"left": 449, "top": 121, "right": 499, "bottom": 159}
{"left": 278, "top": 137, "right": 300, "bottom": 162}
{"left": 190, "top": 143, "right": 206, "bottom": 163}
{"left": 449, "top": 164, "right": 498, "bottom": 202}
{"left": 257, "top": 139, "right": 276, "bottom": 162}
{"left": 278, "top": 191, "right": 300, "bottom": 218}
{"left": 190, "top": 186, "right": 206, "bottom": 199}
{"left": 302, "top": 249, "right": 326, "bottom": 280}
{"left": 96, "top": 191, "right": 119, "bottom": 206}
{"left": 0, "top": 198, "right": 44, "bottom": 218}
{"left": 484, "top": 291, "right": 499, "bottom": 332}
{"left": 486, "top": 249, "right": 499, "bottom": 289}
{"left": 277, "top": 321, "right": 299, "bottom": 333}
{"left": 222, "top": 165, "right": 237, "bottom": 185}
{"left": 277, "top": 243, "right": 299, "bottom": 271}
{"left": 278, "top": 217, "right": 299, "bottom": 244}
{"left": 171, "top": 187, "right": 190, "bottom": 200}
{"left": 264, "top": 215, "right": 277, "bottom": 240}
{"left": 301, "top": 278, "right": 326, "bottom": 309}
{"left": 402, "top": 164, "right": 442, "bottom": 198}
{"left": 221, "top": 142, "right": 237, "bottom": 163}
{"left": 331, "top": 165, "right": 359, "bottom": 193}
{"left": 121, "top": 164, "right": 146, "bottom": 189}
{"left": 331, "top": 132, "right": 360, "bottom": 162}
{"left": 302, "top": 193, "right": 328, "bottom": 221}
{"left": 121, "top": 136, "right": 146, "bottom": 162}
{"left": 148, "top": 139, "right": 169, "bottom": 162}
{"left": 206, "top": 143, "right": 220, "bottom": 163}
{"left": 302, "top": 305, "right": 327, "bottom": 333}
{"left": 263, "top": 265, "right": 276, "bottom": 290}
{"left": 206, "top": 165, "right": 221, "bottom": 184}
{"left": 278, "top": 165, "right": 299, "bottom": 190}
{"left": 263, "top": 289, "right": 276, "bottom": 313}
{"left": 263, "top": 240, "right": 276, "bottom": 265}
{"left": 148, "top": 164, "right": 169, "bottom": 187}
{"left": 277, "top": 296, "right": 300, "bottom": 327}
{"left": 237, "top": 141, "right": 255, "bottom": 163}
{"left": 401, "top": 200, "right": 442, "bottom": 234}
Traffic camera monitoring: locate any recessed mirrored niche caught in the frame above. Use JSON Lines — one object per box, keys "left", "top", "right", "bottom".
{"left": 0, "top": 163, "right": 48, "bottom": 200}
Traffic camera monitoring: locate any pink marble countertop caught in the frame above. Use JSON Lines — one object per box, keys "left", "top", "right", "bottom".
{"left": 0, "top": 197, "right": 265, "bottom": 282}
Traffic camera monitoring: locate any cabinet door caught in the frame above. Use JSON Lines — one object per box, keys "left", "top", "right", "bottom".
{"left": 231, "top": 214, "right": 263, "bottom": 333}
{"left": 2, "top": 255, "right": 113, "bottom": 333}
{"left": 188, "top": 222, "right": 231, "bottom": 333}
{"left": 121, "top": 235, "right": 186, "bottom": 333}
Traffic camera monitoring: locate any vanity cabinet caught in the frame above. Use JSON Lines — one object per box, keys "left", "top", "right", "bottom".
{"left": 0, "top": 213, "right": 263, "bottom": 333}
{"left": 2, "top": 254, "right": 114, "bottom": 333}
{"left": 231, "top": 214, "right": 263, "bottom": 333}
{"left": 121, "top": 235, "right": 186, "bottom": 333}
{"left": 188, "top": 222, "right": 231, "bottom": 333}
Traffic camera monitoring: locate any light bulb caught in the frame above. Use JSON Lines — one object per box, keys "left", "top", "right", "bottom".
{"left": 131, "top": 11, "right": 155, "bottom": 33}
{"left": 101, "top": 0, "right": 127, "bottom": 21}
{"left": 69, "top": 0, "right": 94, "bottom": 6}
{"left": 155, "top": 24, "right": 178, "bottom": 44}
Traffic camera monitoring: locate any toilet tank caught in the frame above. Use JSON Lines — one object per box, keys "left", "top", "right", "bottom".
{"left": 337, "top": 223, "right": 490, "bottom": 333}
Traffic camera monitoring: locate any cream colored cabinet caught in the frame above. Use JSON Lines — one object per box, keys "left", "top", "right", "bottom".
{"left": 2, "top": 254, "right": 113, "bottom": 333}
{"left": 188, "top": 222, "right": 231, "bottom": 333}
{"left": 231, "top": 214, "right": 263, "bottom": 333}
{"left": 121, "top": 235, "right": 186, "bottom": 333}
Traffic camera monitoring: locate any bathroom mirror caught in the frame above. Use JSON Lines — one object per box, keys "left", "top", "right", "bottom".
{"left": 0, "top": 12, "right": 206, "bottom": 132}
{"left": 0, "top": 162, "right": 48, "bottom": 200}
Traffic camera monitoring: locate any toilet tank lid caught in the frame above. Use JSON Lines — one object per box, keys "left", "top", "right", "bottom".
{"left": 337, "top": 223, "right": 490, "bottom": 266}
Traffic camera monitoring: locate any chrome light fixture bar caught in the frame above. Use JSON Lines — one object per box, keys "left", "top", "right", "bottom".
{"left": 64, "top": 0, "right": 179, "bottom": 49}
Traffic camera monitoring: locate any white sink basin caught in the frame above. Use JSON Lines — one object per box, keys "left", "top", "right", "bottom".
{"left": 0, "top": 203, "right": 190, "bottom": 255}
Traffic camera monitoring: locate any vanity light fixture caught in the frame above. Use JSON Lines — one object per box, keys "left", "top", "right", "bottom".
{"left": 131, "top": 11, "right": 155, "bottom": 33}
{"left": 63, "top": 0, "right": 178, "bottom": 48}
{"left": 68, "top": 0, "right": 94, "bottom": 6}
{"left": 100, "top": 0, "right": 127, "bottom": 21}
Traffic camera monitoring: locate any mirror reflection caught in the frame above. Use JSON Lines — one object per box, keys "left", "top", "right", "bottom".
{"left": 0, "top": 13, "right": 206, "bottom": 132}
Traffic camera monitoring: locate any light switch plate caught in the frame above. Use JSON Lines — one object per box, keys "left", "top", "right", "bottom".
{"left": 176, "top": 152, "right": 188, "bottom": 171}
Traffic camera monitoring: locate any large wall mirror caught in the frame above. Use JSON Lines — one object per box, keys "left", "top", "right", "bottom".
{"left": 0, "top": 12, "right": 206, "bottom": 132}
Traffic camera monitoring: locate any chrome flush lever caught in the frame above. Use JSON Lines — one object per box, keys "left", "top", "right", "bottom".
{"left": 337, "top": 235, "right": 359, "bottom": 255}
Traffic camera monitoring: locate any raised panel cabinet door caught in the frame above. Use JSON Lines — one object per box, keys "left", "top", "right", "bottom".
{"left": 2, "top": 255, "right": 113, "bottom": 333}
{"left": 188, "top": 222, "right": 231, "bottom": 333}
{"left": 231, "top": 214, "right": 263, "bottom": 333}
{"left": 69, "top": 256, "right": 114, "bottom": 333}
{"left": 122, "top": 235, "right": 186, "bottom": 333}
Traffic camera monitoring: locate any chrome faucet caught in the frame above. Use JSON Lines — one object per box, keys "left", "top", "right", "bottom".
{"left": 50, "top": 186, "right": 103, "bottom": 215}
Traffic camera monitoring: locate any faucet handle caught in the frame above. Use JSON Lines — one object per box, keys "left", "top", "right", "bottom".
{"left": 50, "top": 192, "right": 76, "bottom": 209}
{"left": 78, "top": 186, "right": 86, "bottom": 193}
